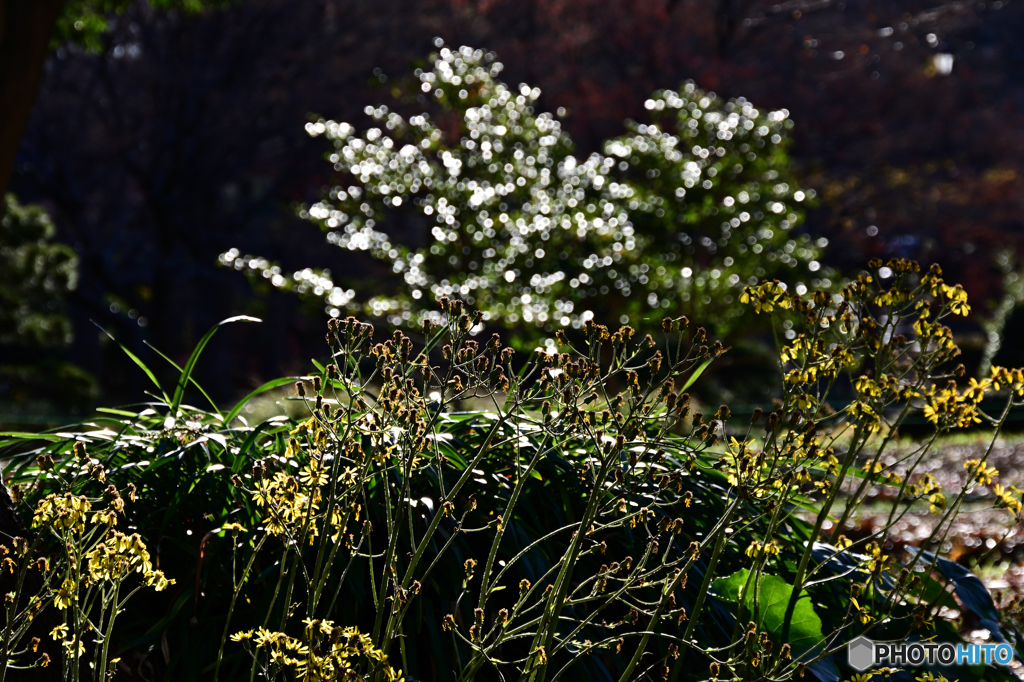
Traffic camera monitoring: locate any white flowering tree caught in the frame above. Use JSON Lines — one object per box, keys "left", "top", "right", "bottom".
{"left": 224, "top": 43, "right": 830, "bottom": 341}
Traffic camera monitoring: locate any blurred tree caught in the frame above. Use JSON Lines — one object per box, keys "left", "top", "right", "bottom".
{"left": 0, "top": 194, "right": 94, "bottom": 417}
{"left": 0, "top": 0, "right": 232, "bottom": 203}
{"left": 0, "top": 194, "right": 76, "bottom": 346}
{"left": 227, "top": 44, "right": 827, "bottom": 343}
{"left": 11, "top": 0, "right": 1024, "bottom": 402}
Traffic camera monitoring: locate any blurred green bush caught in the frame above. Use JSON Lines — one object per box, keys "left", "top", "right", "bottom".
{"left": 0, "top": 195, "right": 95, "bottom": 417}
{"left": 225, "top": 44, "right": 831, "bottom": 345}
{"left": 0, "top": 195, "right": 77, "bottom": 348}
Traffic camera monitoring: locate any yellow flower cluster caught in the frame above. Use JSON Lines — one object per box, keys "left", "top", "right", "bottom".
{"left": 992, "top": 484, "right": 1023, "bottom": 515}
{"left": 907, "top": 474, "right": 944, "bottom": 514}
{"left": 253, "top": 471, "right": 320, "bottom": 539}
{"left": 231, "top": 621, "right": 403, "bottom": 681}
{"left": 292, "top": 417, "right": 331, "bottom": 452}
{"left": 919, "top": 384, "right": 982, "bottom": 429}
{"left": 865, "top": 461, "right": 902, "bottom": 486}
{"left": 846, "top": 401, "right": 883, "bottom": 433}
{"left": 719, "top": 438, "right": 761, "bottom": 487}
{"left": 989, "top": 366, "right": 1024, "bottom": 394}
{"left": 912, "top": 319, "right": 958, "bottom": 357}
{"left": 862, "top": 541, "right": 892, "bottom": 578}
{"left": 941, "top": 284, "right": 970, "bottom": 316}
{"left": 744, "top": 540, "right": 779, "bottom": 558}
{"left": 920, "top": 264, "right": 971, "bottom": 316}
{"left": 778, "top": 334, "right": 856, "bottom": 392}
{"left": 855, "top": 374, "right": 910, "bottom": 402}
{"left": 84, "top": 532, "right": 173, "bottom": 592}
{"left": 48, "top": 624, "right": 86, "bottom": 659}
{"left": 963, "top": 459, "right": 999, "bottom": 487}
{"left": 33, "top": 493, "right": 91, "bottom": 533}
{"left": 740, "top": 281, "right": 791, "bottom": 314}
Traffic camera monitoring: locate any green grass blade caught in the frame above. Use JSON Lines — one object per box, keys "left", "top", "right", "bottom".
{"left": 145, "top": 340, "right": 222, "bottom": 416}
{"left": 224, "top": 377, "right": 302, "bottom": 424}
{"left": 94, "top": 407, "right": 140, "bottom": 417}
{"left": 169, "top": 316, "right": 260, "bottom": 422}
{"left": 0, "top": 432, "right": 64, "bottom": 441}
{"left": 679, "top": 357, "right": 714, "bottom": 392}
{"left": 93, "top": 321, "right": 170, "bottom": 404}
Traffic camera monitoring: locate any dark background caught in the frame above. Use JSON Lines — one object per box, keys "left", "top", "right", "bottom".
{"left": 6, "top": 0, "right": 1024, "bottom": 419}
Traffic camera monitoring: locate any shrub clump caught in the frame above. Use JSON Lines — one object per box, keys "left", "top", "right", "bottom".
{"left": 1, "top": 260, "right": 1021, "bottom": 682}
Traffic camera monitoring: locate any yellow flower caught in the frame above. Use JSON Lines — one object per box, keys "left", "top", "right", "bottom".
{"left": 851, "top": 598, "right": 872, "bottom": 624}
{"left": 963, "top": 377, "right": 989, "bottom": 404}
{"left": 993, "top": 484, "right": 1022, "bottom": 515}
{"left": 53, "top": 579, "right": 75, "bottom": 610}
{"left": 964, "top": 459, "right": 998, "bottom": 486}
{"left": 49, "top": 624, "right": 68, "bottom": 641}
{"left": 62, "top": 636, "right": 85, "bottom": 658}
{"left": 855, "top": 376, "right": 881, "bottom": 398}
{"left": 33, "top": 493, "right": 91, "bottom": 533}
{"left": 740, "top": 281, "right": 791, "bottom": 314}
{"left": 941, "top": 283, "right": 971, "bottom": 316}
{"left": 144, "top": 570, "right": 174, "bottom": 591}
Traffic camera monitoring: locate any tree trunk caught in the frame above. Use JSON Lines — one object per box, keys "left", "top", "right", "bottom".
{"left": 0, "top": 0, "right": 65, "bottom": 201}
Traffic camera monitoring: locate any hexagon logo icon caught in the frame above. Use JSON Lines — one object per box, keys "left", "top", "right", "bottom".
{"left": 848, "top": 636, "right": 875, "bottom": 671}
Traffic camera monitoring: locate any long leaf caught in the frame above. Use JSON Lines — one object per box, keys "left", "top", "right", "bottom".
{"left": 0, "top": 432, "right": 64, "bottom": 441}
{"left": 93, "top": 321, "right": 170, "bottom": 404}
{"left": 679, "top": 357, "right": 714, "bottom": 392}
{"left": 145, "top": 341, "right": 221, "bottom": 415}
{"left": 169, "top": 316, "right": 260, "bottom": 422}
{"left": 224, "top": 376, "right": 303, "bottom": 424}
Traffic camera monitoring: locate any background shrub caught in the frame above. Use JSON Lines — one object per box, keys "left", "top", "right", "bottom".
{"left": 0, "top": 194, "right": 95, "bottom": 417}
{"left": 224, "top": 44, "right": 830, "bottom": 345}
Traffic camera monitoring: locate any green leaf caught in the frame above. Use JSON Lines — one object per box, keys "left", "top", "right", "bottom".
{"left": 713, "top": 569, "right": 824, "bottom": 655}
{"left": 94, "top": 407, "right": 141, "bottom": 417}
{"left": 679, "top": 357, "right": 714, "bottom": 392}
{"left": 93, "top": 321, "right": 170, "bottom": 404}
{"left": 169, "top": 316, "right": 260, "bottom": 421}
{"left": 224, "top": 376, "right": 303, "bottom": 424}
{"left": 145, "top": 340, "right": 220, "bottom": 414}
{"left": 0, "top": 432, "right": 63, "bottom": 441}
{"left": 712, "top": 568, "right": 748, "bottom": 602}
